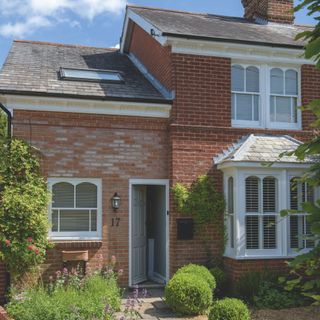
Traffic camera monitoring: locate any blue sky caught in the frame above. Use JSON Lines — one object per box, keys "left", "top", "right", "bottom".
{"left": 0, "top": 0, "right": 316, "bottom": 67}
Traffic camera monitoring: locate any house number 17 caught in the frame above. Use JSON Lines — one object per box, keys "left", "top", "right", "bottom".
{"left": 112, "top": 217, "right": 120, "bottom": 227}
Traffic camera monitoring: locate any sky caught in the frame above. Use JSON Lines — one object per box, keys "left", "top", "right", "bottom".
{"left": 0, "top": 0, "right": 317, "bottom": 67}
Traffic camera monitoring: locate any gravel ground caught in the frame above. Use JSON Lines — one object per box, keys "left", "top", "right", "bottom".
{"left": 250, "top": 306, "right": 320, "bottom": 320}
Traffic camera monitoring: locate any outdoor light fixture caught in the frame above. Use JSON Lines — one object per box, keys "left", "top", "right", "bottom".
{"left": 111, "top": 192, "right": 120, "bottom": 211}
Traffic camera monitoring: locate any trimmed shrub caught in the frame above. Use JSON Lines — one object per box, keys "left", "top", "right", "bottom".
{"left": 209, "top": 298, "right": 250, "bottom": 320}
{"left": 176, "top": 264, "right": 216, "bottom": 290}
{"left": 165, "top": 272, "right": 212, "bottom": 315}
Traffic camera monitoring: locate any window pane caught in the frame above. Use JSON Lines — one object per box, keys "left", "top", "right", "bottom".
{"left": 52, "top": 182, "right": 74, "bottom": 208}
{"left": 246, "top": 216, "right": 259, "bottom": 249}
{"left": 246, "top": 66, "right": 259, "bottom": 92}
{"left": 60, "top": 210, "right": 90, "bottom": 231}
{"left": 246, "top": 176, "right": 259, "bottom": 213}
{"left": 232, "top": 65, "right": 244, "bottom": 91}
{"left": 290, "top": 178, "right": 298, "bottom": 210}
{"left": 285, "top": 70, "right": 298, "bottom": 95}
{"left": 236, "top": 94, "right": 253, "bottom": 121}
{"left": 228, "top": 177, "right": 234, "bottom": 213}
{"left": 76, "top": 183, "right": 97, "bottom": 208}
{"left": 253, "top": 95, "right": 259, "bottom": 121}
{"left": 91, "top": 210, "right": 97, "bottom": 232}
{"left": 263, "top": 177, "right": 277, "bottom": 213}
{"left": 290, "top": 215, "right": 303, "bottom": 249}
{"left": 52, "top": 210, "right": 58, "bottom": 232}
{"left": 271, "top": 68, "right": 284, "bottom": 95}
{"left": 270, "top": 96, "right": 276, "bottom": 122}
{"left": 230, "top": 215, "right": 234, "bottom": 248}
{"left": 306, "top": 183, "right": 314, "bottom": 203}
{"left": 263, "top": 216, "right": 276, "bottom": 249}
{"left": 273, "top": 96, "right": 291, "bottom": 123}
{"left": 305, "top": 218, "right": 315, "bottom": 249}
{"left": 231, "top": 94, "right": 236, "bottom": 120}
{"left": 62, "top": 68, "right": 121, "bottom": 82}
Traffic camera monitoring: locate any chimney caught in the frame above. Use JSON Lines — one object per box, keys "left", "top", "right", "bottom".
{"left": 242, "top": 0, "right": 294, "bottom": 24}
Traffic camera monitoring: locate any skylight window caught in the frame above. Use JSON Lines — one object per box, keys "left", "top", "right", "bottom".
{"left": 60, "top": 68, "right": 123, "bottom": 83}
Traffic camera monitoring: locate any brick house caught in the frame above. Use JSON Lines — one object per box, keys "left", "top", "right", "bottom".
{"left": 0, "top": 0, "right": 319, "bottom": 302}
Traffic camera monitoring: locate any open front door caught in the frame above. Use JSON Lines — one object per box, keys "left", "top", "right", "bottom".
{"left": 132, "top": 185, "right": 147, "bottom": 284}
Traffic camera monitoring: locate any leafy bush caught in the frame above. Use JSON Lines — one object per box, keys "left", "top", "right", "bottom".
{"left": 176, "top": 264, "right": 216, "bottom": 290}
{"left": 6, "top": 273, "right": 121, "bottom": 320}
{"left": 165, "top": 272, "right": 212, "bottom": 315}
{"left": 209, "top": 298, "right": 250, "bottom": 320}
{"left": 235, "top": 270, "right": 276, "bottom": 304}
{"left": 0, "top": 139, "right": 51, "bottom": 280}
{"left": 209, "top": 267, "right": 227, "bottom": 294}
{"left": 253, "top": 281, "right": 303, "bottom": 310}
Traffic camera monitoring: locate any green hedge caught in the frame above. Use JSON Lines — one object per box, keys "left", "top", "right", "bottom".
{"left": 209, "top": 298, "right": 250, "bottom": 320}
{"left": 165, "top": 272, "right": 212, "bottom": 315}
{"left": 175, "top": 264, "right": 216, "bottom": 290}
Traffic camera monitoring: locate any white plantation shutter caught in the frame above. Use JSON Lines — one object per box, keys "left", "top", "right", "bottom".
{"left": 263, "top": 216, "right": 276, "bottom": 249}
{"left": 263, "top": 177, "right": 277, "bottom": 213}
{"left": 51, "top": 181, "right": 98, "bottom": 233}
{"left": 52, "top": 182, "right": 74, "bottom": 208}
{"left": 246, "top": 176, "right": 259, "bottom": 212}
{"left": 76, "top": 182, "right": 97, "bottom": 208}
{"left": 246, "top": 216, "right": 259, "bottom": 249}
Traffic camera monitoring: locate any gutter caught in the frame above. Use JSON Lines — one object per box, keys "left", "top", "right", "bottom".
{"left": 162, "top": 32, "right": 305, "bottom": 50}
{"left": 0, "top": 103, "right": 11, "bottom": 139}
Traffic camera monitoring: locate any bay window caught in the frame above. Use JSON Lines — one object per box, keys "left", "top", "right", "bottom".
{"left": 231, "top": 63, "right": 301, "bottom": 130}
{"left": 48, "top": 178, "right": 102, "bottom": 240}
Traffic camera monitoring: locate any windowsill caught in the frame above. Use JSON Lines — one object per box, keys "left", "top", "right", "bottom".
{"left": 49, "top": 237, "right": 102, "bottom": 241}
{"left": 224, "top": 253, "right": 293, "bottom": 260}
{"left": 231, "top": 122, "right": 302, "bottom": 131}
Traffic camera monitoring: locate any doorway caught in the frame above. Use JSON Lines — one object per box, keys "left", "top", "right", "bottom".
{"left": 129, "top": 179, "right": 169, "bottom": 286}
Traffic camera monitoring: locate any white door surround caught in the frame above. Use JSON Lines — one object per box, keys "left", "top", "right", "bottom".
{"left": 129, "top": 179, "right": 170, "bottom": 287}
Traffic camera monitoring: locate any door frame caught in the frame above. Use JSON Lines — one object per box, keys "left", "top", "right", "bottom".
{"left": 129, "top": 179, "right": 170, "bottom": 287}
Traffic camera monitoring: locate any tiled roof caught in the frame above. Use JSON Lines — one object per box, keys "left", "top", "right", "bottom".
{"left": 130, "top": 6, "right": 312, "bottom": 48}
{"left": 0, "top": 40, "right": 169, "bottom": 103}
{"left": 214, "top": 134, "right": 313, "bottom": 164}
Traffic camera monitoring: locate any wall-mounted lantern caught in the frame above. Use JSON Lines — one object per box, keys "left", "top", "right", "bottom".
{"left": 111, "top": 192, "right": 121, "bottom": 211}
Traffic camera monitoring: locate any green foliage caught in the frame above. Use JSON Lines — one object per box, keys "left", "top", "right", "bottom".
{"left": 209, "top": 298, "right": 250, "bottom": 320}
{"left": 0, "top": 139, "right": 51, "bottom": 279}
{"left": 0, "top": 110, "right": 7, "bottom": 140}
{"left": 165, "top": 272, "right": 212, "bottom": 315}
{"left": 209, "top": 267, "right": 227, "bottom": 297}
{"left": 176, "top": 264, "right": 216, "bottom": 290}
{"left": 172, "top": 175, "right": 225, "bottom": 234}
{"left": 253, "top": 281, "right": 304, "bottom": 310}
{"left": 235, "top": 270, "right": 276, "bottom": 305}
{"left": 6, "top": 273, "right": 121, "bottom": 320}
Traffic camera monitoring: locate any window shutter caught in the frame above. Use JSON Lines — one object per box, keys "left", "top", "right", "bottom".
{"left": 290, "top": 178, "right": 298, "bottom": 210}
{"left": 263, "top": 216, "right": 276, "bottom": 249}
{"left": 60, "top": 210, "right": 90, "bottom": 231}
{"left": 228, "top": 177, "right": 234, "bottom": 213}
{"left": 246, "top": 176, "right": 259, "bottom": 212}
{"left": 305, "top": 218, "right": 315, "bottom": 249}
{"left": 263, "top": 177, "right": 276, "bottom": 213}
{"left": 290, "top": 216, "right": 299, "bottom": 249}
{"left": 52, "top": 182, "right": 74, "bottom": 208}
{"left": 52, "top": 210, "right": 58, "bottom": 232}
{"left": 246, "top": 216, "right": 259, "bottom": 249}
{"left": 76, "top": 183, "right": 97, "bottom": 208}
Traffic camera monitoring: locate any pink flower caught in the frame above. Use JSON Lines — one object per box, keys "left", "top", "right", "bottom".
{"left": 5, "top": 239, "right": 11, "bottom": 247}
{"left": 35, "top": 248, "right": 40, "bottom": 255}
{"left": 27, "top": 237, "right": 33, "bottom": 243}
{"left": 63, "top": 267, "right": 68, "bottom": 274}
{"left": 111, "top": 255, "right": 116, "bottom": 264}
{"left": 27, "top": 245, "right": 34, "bottom": 251}
{"left": 118, "top": 269, "right": 124, "bottom": 276}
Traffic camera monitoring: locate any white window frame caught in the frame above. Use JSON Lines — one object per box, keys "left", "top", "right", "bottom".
{"left": 231, "top": 64, "right": 262, "bottom": 128}
{"left": 222, "top": 166, "right": 317, "bottom": 260}
{"left": 231, "top": 62, "right": 302, "bottom": 130}
{"left": 48, "top": 178, "right": 102, "bottom": 241}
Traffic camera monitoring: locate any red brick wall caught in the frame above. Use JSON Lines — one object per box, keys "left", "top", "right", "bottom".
{"left": 242, "top": 0, "right": 294, "bottom": 24}
{"left": 301, "top": 64, "right": 320, "bottom": 129}
{"left": 11, "top": 110, "right": 169, "bottom": 285}
{"left": 128, "top": 23, "right": 172, "bottom": 91}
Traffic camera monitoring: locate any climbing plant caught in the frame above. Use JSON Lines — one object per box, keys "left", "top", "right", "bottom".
{"left": 0, "top": 139, "right": 51, "bottom": 281}
{"left": 0, "top": 110, "right": 7, "bottom": 140}
{"left": 172, "top": 175, "right": 226, "bottom": 256}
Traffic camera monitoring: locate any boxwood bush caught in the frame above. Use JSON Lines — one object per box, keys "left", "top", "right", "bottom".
{"left": 165, "top": 272, "right": 212, "bottom": 315}
{"left": 209, "top": 298, "right": 250, "bottom": 320}
{"left": 175, "top": 264, "right": 216, "bottom": 290}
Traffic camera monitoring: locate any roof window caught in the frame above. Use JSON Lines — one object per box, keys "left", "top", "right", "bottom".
{"left": 60, "top": 68, "right": 123, "bottom": 83}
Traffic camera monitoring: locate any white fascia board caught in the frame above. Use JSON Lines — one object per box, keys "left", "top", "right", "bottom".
{"left": 217, "top": 161, "right": 311, "bottom": 170}
{"left": 120, "top": 8, "right": 167, "bottom": 53}
{"left": 0, "top": 94, "right": 172, "bottom": 119}
{"left": 168, "top": 37, "right": 314, "bottom": 65}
